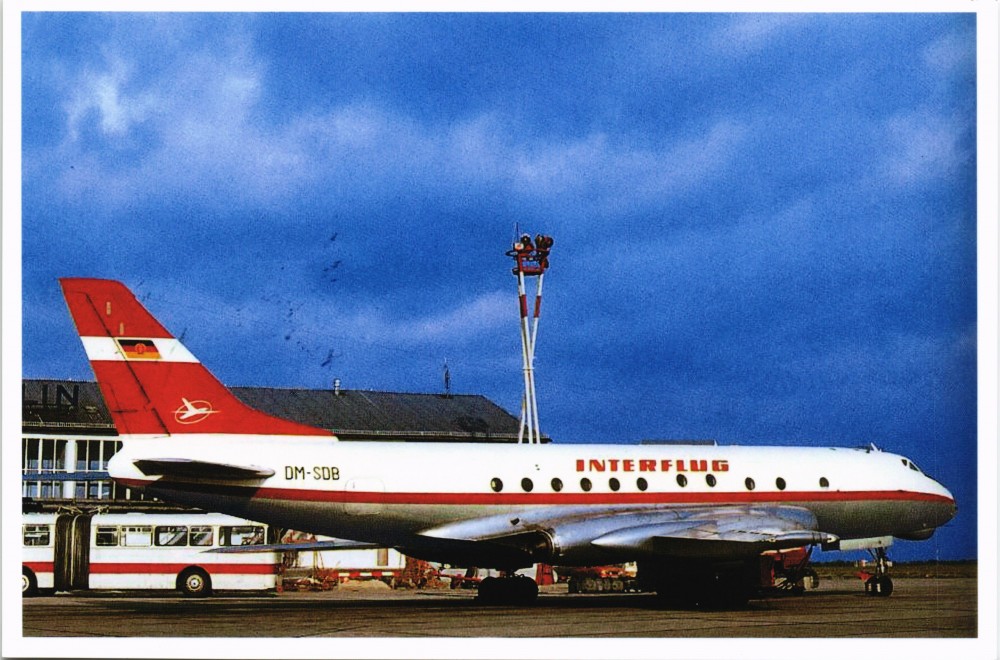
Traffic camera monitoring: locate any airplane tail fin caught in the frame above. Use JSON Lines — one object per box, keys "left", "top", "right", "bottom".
{"left": 59, "top": 278, "right": 333, "bottom": 438}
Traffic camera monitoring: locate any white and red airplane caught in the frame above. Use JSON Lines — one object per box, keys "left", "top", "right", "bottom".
{"left": 59, "top": 278, "right": 956, "bottom": 605}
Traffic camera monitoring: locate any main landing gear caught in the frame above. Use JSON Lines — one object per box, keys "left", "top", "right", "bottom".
{"left": 863, "top": 547, "right": 893, "bottom": 597}
{"left": 639, "top": 560, "right": 757, "bottom": 609}
{"left": 476, "top": 572, "right": 539, "bottom": 605}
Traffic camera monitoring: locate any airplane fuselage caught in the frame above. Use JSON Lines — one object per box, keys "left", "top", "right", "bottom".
{"left": 110, "top": 437, "right": 955, "bottom": 567}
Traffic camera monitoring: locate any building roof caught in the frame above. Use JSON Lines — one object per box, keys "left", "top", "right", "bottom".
{"left": 22, "top": 379, "right": 535, "bottom": 442}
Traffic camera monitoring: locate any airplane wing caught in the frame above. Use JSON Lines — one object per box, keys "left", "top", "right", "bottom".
{"left": 207, "top": 539, "right": 383, "bottom": 554}
{"left": 133, "top": 458, "right": 275, "bottom": 480}
{"left": 419, "top": 504, "right": 838, "bottom": 563}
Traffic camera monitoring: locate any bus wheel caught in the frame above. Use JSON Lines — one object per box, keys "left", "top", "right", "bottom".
{"left": 178, "top": 568, "right": 212, "bottom": 597}
{"left": 22, "top": 567, "right": 38, "bottom": 597}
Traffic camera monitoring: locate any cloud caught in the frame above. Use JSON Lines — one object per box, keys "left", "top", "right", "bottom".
{"left": 882, "top": 110, "right": 969, "bottom": 185}
{"left": 922, "top": 30, "right": 975, "bottom": 77}
{"left": 37, "top": 19, "right": 749, "bottom": 224}
{"left": 708, "top": 14, "right": 812, "bottom": 57}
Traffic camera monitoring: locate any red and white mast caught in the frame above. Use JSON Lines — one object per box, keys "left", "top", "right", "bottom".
{"left": 507, "top": 233, "right": 553, "bottom": 444}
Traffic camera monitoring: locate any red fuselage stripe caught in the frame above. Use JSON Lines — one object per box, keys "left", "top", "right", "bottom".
{"left": 24, "top": 562, "right": 54, "bottom": 573}
{"left": 120, "top": 478, "right": 952, "bottom": 506}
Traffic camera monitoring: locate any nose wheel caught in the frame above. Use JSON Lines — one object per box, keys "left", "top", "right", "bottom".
{"left": 863, "top": 547, "right": 894, "bottom": 597}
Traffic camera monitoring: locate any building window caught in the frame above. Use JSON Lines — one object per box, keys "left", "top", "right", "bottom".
{"left": 76, "top": 440, "right": 121, "bottom": 472}
{"left": 22, "top": 438, "right": 67, "bottom": 473}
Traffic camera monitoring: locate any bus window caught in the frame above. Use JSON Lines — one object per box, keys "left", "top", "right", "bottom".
{"left": 221, "top": 525, "right": 265, "bottom": 546}
{"left": 190, "top": 526, "right": 214, "bottom": 547}
{"left": 123, "top": 525, "right": 152, "bottom": 547}
{"left": 95, "top": 526, "right": 120, "bottom": 547}
{"left": 23, "top": 525, "right": 51, "bottom": 546}
{"left": 154, "top": 526, "right": 189, "bottom": 547}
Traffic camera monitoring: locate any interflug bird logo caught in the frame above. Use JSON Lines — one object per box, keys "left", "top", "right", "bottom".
{"left": 174, "top": 398, "right": 219, "bottom": 425}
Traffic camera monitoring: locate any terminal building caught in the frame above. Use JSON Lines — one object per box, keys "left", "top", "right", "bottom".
{"left": 22, "top": 378, "right": 539, "bottom": 508}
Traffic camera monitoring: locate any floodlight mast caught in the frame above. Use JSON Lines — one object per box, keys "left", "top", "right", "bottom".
{"left": 507, "top": 233, "right": 553, "bottom": 444}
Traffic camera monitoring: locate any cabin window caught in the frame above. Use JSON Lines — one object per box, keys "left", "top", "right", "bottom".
{"left": 706, "top": 474, "right": 717, "bottom": 488}
{"left": 123, "top": 525, "right": 152, "bottom": 547}
{"left": 636, "top": 477, "right": 648, "bottom": 492}
{"left": 221, "top": 525, "right": 265, "bottom": 546}
{"left": 776, "top": 477, "right": 787, "bottom": 491}
{"left": 580, "top": 477, "right": 592, "bottom": 492}
{"left": 23, "top": 525, "right": 51, "bottom": 547}
{"left": 609, "top": 477, "right": 620, "bottom": 492}
{"left": 521, "top": 478, "right": 534, "bottom": 493}
{"left": 490, "top": 478, "right": 503, "bottom": 493}
{"left": 155, "top": 525, "right": 189, "bottom": 547}
{"left": 676, "top": 474, "right": 688, "bottom": 487}
{"left": 190, "top": 526, "right": 214, "bottom": 547}
{"left": 819, "top": 477, "right": 830, "bottom": 488}
{"left": 745, "top": 477, "right": 755, "bottom": 491}
{"left": 95, "top": 526, "right": 119, "bottom": 547}
{"left": 551, "top": 478, "right": 563, "bottom": 492}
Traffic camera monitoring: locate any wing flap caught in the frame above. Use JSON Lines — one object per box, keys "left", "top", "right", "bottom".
{"left": 133, "top": 458, "right": 275, "bottom": 480}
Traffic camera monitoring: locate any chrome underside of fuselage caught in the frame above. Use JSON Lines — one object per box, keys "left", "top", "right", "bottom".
{"left": 139, "top": 479, "right": 955, "bottom": 569}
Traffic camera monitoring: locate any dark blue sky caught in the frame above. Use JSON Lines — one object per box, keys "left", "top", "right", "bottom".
{"left": 18, "top": 12, "right": 979, "bottom": 560}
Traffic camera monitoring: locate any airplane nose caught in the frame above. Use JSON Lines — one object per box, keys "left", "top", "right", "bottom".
{"left": 936, "top": 481, "right": 957, "bottom": 523}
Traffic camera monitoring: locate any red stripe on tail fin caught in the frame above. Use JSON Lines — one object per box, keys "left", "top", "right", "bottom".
{"left": 60, "top": 278, "right": 333, "bottom": 438}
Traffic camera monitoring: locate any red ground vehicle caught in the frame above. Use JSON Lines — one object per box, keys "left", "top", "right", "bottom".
{"left": 561, "top": 564, "right": 640, "bottom": 593}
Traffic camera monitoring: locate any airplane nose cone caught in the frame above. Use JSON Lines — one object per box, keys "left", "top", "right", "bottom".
{"left": 935, "top": 480, "right": 957, "bottom": 524}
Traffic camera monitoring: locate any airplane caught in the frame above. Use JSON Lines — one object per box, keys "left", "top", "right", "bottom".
{"left": 58, "top": 277, "right": 957, "bottom": 605}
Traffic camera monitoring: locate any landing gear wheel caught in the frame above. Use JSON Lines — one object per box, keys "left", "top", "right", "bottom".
{"left": 476, "top": 574, "right": 538, "bottom": 604}
{"left": 864, "top": 547, "right": 894, "bottom": 597}
{"left": 866, "top": 575, "right": 894, "bottom": 597}
{"left": 178, "top": 568, "right": 212, "bottom": 597}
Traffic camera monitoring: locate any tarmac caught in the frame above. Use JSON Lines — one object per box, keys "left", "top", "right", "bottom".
{"left": 21, "top": 576, "right": 977, "bottom": 639}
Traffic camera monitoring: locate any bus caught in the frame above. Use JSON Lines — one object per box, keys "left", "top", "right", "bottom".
{"left": 22, "top": 511, "right": 280, "bottom": 597}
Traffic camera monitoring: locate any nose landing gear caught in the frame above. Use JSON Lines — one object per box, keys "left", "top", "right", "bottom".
{"left": 863, "top": 547, "right": 894, "bottom": 597}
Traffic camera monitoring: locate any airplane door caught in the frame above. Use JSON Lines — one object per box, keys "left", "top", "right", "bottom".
{"left": 345, "top": 478, "right": 384, "bottom": 516}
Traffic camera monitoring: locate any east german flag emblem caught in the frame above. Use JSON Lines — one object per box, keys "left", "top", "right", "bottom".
{"left": 116, "top": 338, "right": 161, "bottom": 360}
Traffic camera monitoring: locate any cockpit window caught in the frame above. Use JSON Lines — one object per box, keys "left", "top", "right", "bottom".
{"left": 901, "top": 458, "right": 922, "bottom": 473}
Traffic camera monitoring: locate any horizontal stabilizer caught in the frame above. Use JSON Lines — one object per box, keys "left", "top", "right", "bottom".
{"left": 133, "top": 458, "right": 275, "bottom": 480}
{"left": 206, "top": 539, "right": 382, "bottom": 554}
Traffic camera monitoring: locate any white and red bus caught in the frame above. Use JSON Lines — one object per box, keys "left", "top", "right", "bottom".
{"left": 22, "top": 511, "right": 280, "bottom": 597}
